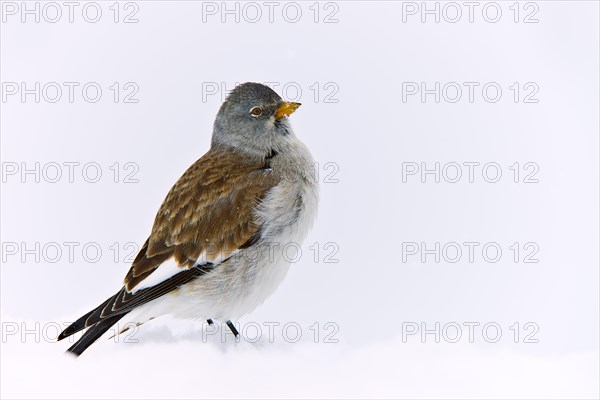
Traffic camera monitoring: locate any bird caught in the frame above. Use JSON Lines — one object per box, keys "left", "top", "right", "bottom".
{"left": 57, "top": 82, "right": 319, "bottom": 356}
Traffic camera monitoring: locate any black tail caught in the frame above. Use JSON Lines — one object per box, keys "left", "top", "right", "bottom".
{"left": 65, "top": 313, "right": 127, "bottom": 357}
{"left": 57, "top": 308, "right": 99, "bottom": 341}
{"left": 57, "top": 263, "right": 216, "bottom": 356}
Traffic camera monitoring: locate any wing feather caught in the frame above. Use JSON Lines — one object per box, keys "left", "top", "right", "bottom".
{"left": 125, "top": 147, "right": 278, "bottom": 290}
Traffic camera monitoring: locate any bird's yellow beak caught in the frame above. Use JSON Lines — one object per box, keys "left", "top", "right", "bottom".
{"left": 275, "top": 102, "right": 301, "bottom": 120}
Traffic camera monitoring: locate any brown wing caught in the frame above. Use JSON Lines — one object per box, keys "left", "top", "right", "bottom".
{"left": 124, "top": 147, "right": 279, "bottom": 291}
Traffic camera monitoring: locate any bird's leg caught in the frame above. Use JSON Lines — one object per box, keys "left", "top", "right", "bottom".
{"left": 226, "top": 320, "right": 239, "bottom": 337}
{"left": 206, "top": 319, "right": 214, "bottom": 325}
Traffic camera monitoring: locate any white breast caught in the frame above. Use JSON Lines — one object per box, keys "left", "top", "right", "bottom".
{"left": 212, "top": 137, "right": 319, "bottom": 319}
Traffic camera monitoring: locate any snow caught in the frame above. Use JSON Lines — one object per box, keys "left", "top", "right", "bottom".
{"left": 2, "top": 312, "right": 598, "bottom": 399}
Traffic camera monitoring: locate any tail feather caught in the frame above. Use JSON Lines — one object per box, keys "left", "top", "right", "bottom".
{"left": 57, "top": 296, "right": 113, "bottom": 341}
{"left": 58, "top": 259, "right": 216, "bottom": 355}
{"left": 57, "top": 309, "right": 96, "bottom": 341}
{"left": 66, "top": 313, "right": 127, "bottom": 357}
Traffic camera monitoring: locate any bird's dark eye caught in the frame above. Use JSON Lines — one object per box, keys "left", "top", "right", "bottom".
{"left": 250, "top": 107, "right": 262, "bottom": 117}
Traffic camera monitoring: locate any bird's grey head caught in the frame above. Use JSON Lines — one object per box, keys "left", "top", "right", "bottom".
{"left": 211, "top": 82, "right": 301, "bottom": 157}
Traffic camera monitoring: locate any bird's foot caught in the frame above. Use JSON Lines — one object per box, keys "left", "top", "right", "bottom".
{"left": 205, "top": 319, "right": 239, "bottom": 338}
{"left": 226, "top": 320, "right": 239, "bottom": 337}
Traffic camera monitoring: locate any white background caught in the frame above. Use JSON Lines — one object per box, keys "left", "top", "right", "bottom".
{"left": 1, "top": 1, "right": 599, "bottom": 398}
